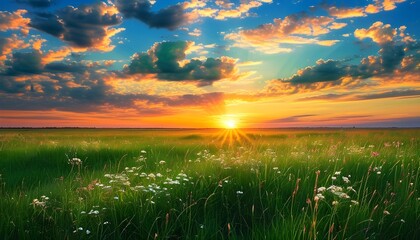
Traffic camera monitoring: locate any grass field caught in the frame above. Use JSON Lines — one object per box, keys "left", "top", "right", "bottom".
{"left": 0, "top": 128, "right": 419, "bottom": 239}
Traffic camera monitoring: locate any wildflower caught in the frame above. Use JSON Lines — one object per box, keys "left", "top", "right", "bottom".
{"left": 80, "top": 211, "right": 86, "bottom": 214}
{"left": 317, "top": 187, "right": 326, "bottom": 193}
{"left": 377, "top": 171, "right": 381, "bottom": 175}
{"left": 342, "top": 176, "right": 350, "bottom": 183}
{"left": 315, "top": 193, "right": 325, "bottom": 200}
{"left": 86, "top": 230, "right": 91, "bottom": 234}
{"left": 88, "top": 210, "right": 99, "bottom": 215}
{"left": 339, "top": 193, "right": 350, "bottom": 199}
{"left": 331, "top": 176, "right": 337, "bottom": 180}
{"left": 104, "top": 221, "right": 110, "bottom": 225}
{"left": 334, "top": 171, "right": 341, "bottom": 175}
{"left": 78, "top": 227, "right": 83, "bottom": 231}
{"left": 114, "top": 196, "right": 119, "bottom": 200}
{"left": 68, "top": 157, "right": 82, "bottom": 166}
{"left": 140, "top": 150, "right": 146, "bottom": 154}
{"left": 351, "top": 200, "right": 359, "bottom": 205}
{"left": 31, "top": 199, "right": 46, "bottom": 207}
{"left": 371, "top": 152, "right": 379, "bottom": 157}
{"left": 332, "top": 201, "right": 339, "bottom": 206}
{"left": 159, "top": 160, "right": 166, "bottom": 165}
{"left": 236, "top": 191, "right": 243, "bottom": 195}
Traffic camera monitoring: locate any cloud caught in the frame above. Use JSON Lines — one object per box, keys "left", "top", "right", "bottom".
{"left": 297, "top": 89, "right": 420, "bottom": 102}
{"left": 187, "top": 0, "right": 272, "bottom": 20}
{"left": 29, "top": 2, "right": 124, "bottom": 51}
{"left": 115, "top": 0, "right": 193, "bottom": 30}
{"left": 125, "top": 41, "right": 239, "bottom": 86}
{"left": 215, "top": 1, "right": 265, "bottom": 20}
{"left": 0, "top": 34, "right": 30, "bottom": 64}
{"left": 277, "top": 22, "right": 417, "bottom": 86}
{"left": 188, "top": 28, "right": 202, "bottom": 37}
{"left": 383, "top": 0, "right": 406, "bottom": 11}
{"left": 4, "top": 50, "right": 43, "bottom": 75}
{"left": 0, "top": 9, "right": 31, "bottom": 35}
{"left": 327, "top": 6, "right": 366, "bottom": 19}
{"left": 225, "top": 13, "right": 340, "bottom": 54}
{"left": 15, "top": 0, "right": 54, "bottom": 8}
{"left": 286, "top": 59, "right": 347, "bottom": 84}
{"left": 267, "top": 114, "right": 317, "bottom": 123}
{"left": 354, "top": 21, "right": 396, "bottom": 45}
{"left": 324, "top": 1, "right": 406, "bottom": 19}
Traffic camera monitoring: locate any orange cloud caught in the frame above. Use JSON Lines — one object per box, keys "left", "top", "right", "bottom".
{"left": 328, "top": 6, "right": 366, "bottom": 19}
{"left": 354, "top": 21, "right": 397, "bottom": 45}
{"left": 0, "top": 9, "right": 30, "bottom": 35}
{"left": 383, "top": 0, "right": 406, "bottom": 11}
{"left": 41, "top": 47, "right": 72, "bottom": 65}
{"left": 329, "top": 22, "right": 347, "bottom": 30}
{"left": 365, "top": 4, "right": 381, "bottom": 14}
{"left": 0, "top": 34, "right": 30, "bottom": 63}
{"left": 225, "top": 14, "right": 339, "bottom": 54}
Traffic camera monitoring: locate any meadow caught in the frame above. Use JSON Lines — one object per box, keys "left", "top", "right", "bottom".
{"left": 0, "top": 128, "right": 419, "bottom": 239}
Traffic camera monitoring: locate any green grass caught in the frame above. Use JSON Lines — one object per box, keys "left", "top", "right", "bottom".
{"left": 0, "top": 128, "right": 419, "bottom": 239}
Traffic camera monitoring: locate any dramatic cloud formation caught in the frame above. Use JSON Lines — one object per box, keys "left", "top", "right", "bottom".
{"left": 125, "top": 41, "right": 238, "bottom": 86}
{"left": 30, "top": 2, "right": 124, "bottom": 51}
{"left": 15, "top": 0, "right": 54, "bottom": 8}
{"left": 225, "top": 13, "right": 341, "bottom": 53}
{"left": 115, "top": 0, "right": 193, "bottom": 30}
{"left": 0, "top": 9, "right": 30, "bottom": 35}
{"left": 278, "top": 22, "right": 418, "bottom": 85}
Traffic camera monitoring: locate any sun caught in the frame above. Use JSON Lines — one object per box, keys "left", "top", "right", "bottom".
{"left": 224, "top": 119, "right": 237, "bottom": 129}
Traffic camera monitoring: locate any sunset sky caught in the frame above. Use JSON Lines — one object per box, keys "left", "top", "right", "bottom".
{"left": 0, "top": 0, "right": 419, "bottom": 128}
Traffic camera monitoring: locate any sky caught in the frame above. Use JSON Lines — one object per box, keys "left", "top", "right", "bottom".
{"left": 0, "top": 0, "right": 419, "bottom": 128}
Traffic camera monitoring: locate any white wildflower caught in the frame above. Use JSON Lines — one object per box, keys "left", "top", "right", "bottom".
{"left": 342, "top": 176, "right": 350, "bottom": 183}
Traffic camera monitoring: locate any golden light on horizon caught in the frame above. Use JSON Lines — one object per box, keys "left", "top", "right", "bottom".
{"left": 224, "top": 119, "right": 237, "bottom": 129}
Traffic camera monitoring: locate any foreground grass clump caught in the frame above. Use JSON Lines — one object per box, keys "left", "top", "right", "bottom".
{"left": 0, "top": 128, "right": 419, "bottom": 239}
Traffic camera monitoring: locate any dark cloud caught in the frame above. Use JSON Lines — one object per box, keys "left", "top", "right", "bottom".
{"left": 115, "top": 0, "right": 190, "bottom": 30}
{"left": 283, "top": 43, "right": 416, "bottom": 85}
{"left": 287, "top": 59, "right": 346, "bottom": 84}
{"left": 0, "top": 76, "right": 27, "bottom": 93}
{"left": 125, "top": 41, "right": 238, "bottom": 86}
{"left": 297, "top": 89, "right": 420, "bottom": 101}
{"left": 44, "top": 61, "right": 89, "bottom": 73}
{"left": 267, "top": 114, "right": 317, "bottom": 123}
{"left": 29, "top": 12, "right": 64, "bottom": 36}
{"left": 4, "top": 50, "right": 43, "bottom": 75}
{"left": 29, "top": 2, "right": 123, "bottom": 50}
{"left": 16, "top": 0, "right": 54, "bottom": 8}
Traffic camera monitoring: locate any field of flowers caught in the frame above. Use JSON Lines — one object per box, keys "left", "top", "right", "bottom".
{"left": 0, "top": 128, "right": 419, "bottom": 239}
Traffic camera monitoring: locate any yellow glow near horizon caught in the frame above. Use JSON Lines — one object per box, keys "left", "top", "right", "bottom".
{"left": 224, "top": 119, "right": 237, "bottom": 129}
